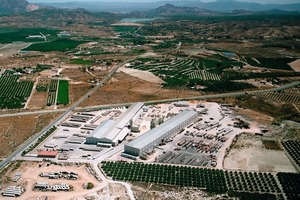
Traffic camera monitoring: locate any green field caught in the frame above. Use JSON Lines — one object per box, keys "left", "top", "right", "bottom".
{"left": 69, "top": 58, "right": 95, "bottom": 65}
{"left": 57, "top": 80, "right": 69, "bottom": 105}
{"left": 23, "top": 39, "right": 86, "bottom": 52}
{"left": 245, "top": 57, "right": 295, "bottom": 70}
{"left": 0, "top": 28, "right": 58, "bottom": 43}
{"left": 113, "top": 26, "right": 138, "bottom": 33}
{"left": 0, "top": 73, "right": 34, "bottom": 109}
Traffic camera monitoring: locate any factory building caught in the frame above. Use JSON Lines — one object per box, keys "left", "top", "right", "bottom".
{"left": 85, "top": 102, "right": 144, "bottom": 146}
{"left": 124, "top": 110, "right": 198, "bottom": 157}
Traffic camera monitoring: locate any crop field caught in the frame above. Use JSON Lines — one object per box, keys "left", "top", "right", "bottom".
{"left": 102, "top": 161, "right": 227, "bottom": 192}
{"left": 222, "top": 71, "right": 300, "bottom": 80}
{"left": 277, "top": 172, "right": 300, "bottom": 200}
{"left": 57, "top": 80, "right": 69, "bottom": 105}
{"left": 0, "top": 73, "right": 34, "bottom": 109}
{"left": 130, "top": 55, "right": 300, "bottom": 93}
{"left": 225, "top": 171, "right": 281, "bottom": 195}
{"left": 46, "top": 79, "right": 58, "bottom": 106}
{"left": 102, "top": 161, "right": 296, "bottom": 198}
{"left": 113, "top": 26, "right": 138, "bottom": 33}
{"left": 258, "top": 92, "right": 300, "bottom": 104}
{"left": 69, "top": 58, "right": 95, "bottom": 65}
{"left": 130, "top": 57, "right": 253, "bottom": 92}
{"left": 0, "top": 28, "right": 58, "bottom": 43}
{"left": 281, "top": 140, "right": 300, "bottom": 169}
{"left": 189, "top": 70, "right": 221, "bottom": 81}
{"left": 23, "top": 39, "right": 86, "bottom": 52}
{"left": 244, "top": 57, "right": 295, "bottom": 70}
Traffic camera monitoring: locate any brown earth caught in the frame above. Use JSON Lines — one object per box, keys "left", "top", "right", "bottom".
{"left": 80, "top": 72, "right": 200, "bottom": 107}
{"left": 69, "top": 82, "right": 91, "bottom": 104}
{"left": 0, "top": 113, "right": 60, "bottom": 159}
{"left": 27, "top": 91, "right": 47, "bottom": 109}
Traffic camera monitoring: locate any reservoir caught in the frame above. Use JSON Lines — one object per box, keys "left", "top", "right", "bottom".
{"left": 222, "top": 51, "right": 237, "bottom": 57}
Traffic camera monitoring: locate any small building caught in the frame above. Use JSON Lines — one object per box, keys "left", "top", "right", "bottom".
{"left": 37, "top": 151, "right": 58, "bottom": 158}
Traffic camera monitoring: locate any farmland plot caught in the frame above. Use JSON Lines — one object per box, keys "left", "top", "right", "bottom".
{"left": 129, "top": 56, "right": 299, "bottom": 93}
{"left": 102, "top": 161, "right": 293, "bottom": 199}
{"left": 0, "top": 73, "right": 34, "bottom": 109}
{"left": 46, "top": 79, "right": 58, "bottom": 106}
{"left": 189, "top": 70, "right": 221, "bottom": 81}
{"left": 258, "top": 92, "right": 300, "bottom": 104}
{"left": 57, "top": 80, "right": 69, "bottom": 105}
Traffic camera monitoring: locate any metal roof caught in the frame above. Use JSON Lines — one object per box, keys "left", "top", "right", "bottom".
{"left": 87, "top": 120, "right": 115, "bottom": 139}
{"left": 125, "top": 110, "right": 197, "bottom": 150}
{"left": 87, "top": 102, "right": 144, "bottom": 142}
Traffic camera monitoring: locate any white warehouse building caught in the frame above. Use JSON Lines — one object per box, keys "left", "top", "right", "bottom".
{"left": 124, "top": 110, "right": 198, "bottom": 157}
{"left": 85, "top": 102, "right": 144, "bottom": 146}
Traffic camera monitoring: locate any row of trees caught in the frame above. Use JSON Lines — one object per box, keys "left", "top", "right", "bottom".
{"left": 0, "top": 75, "right": 33, "bottom": 109}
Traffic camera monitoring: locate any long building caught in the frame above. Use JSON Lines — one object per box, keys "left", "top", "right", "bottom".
{"left": 124, "top": 110, "right": 198, "bottom": 157}
{"left": 85, "top": 102, "right": 144, "bottom": 146}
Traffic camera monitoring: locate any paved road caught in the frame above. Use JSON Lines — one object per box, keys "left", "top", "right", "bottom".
{"left": 0, "top": 59, "right": 132, "bottom": 170}
{"left": 1, "top": 81, "right": 299, "bottom": 118}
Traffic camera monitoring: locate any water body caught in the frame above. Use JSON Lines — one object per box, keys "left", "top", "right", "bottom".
{"left": 121, "top": 18, "right": 159, "bottom": 23}
{"left": 222, "top": 51, "right": 237, "bottom": 57}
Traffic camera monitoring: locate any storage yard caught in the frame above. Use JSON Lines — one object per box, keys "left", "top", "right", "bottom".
{"left": 0, "top": 161, "right": 100, "bottom": 200}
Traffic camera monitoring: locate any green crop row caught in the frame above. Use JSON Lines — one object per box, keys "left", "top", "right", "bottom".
{"left": 57, "top": 80, "right": 69, "bottom": 105}
{"left": 0, "top": 74, "right": 33, "bottom": 109}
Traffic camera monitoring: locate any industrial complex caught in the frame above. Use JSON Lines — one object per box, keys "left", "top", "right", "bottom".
{"left": 123, "top": 110, "right": 198, "bottom": 157}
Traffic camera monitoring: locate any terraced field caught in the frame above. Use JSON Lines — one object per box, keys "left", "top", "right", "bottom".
{"left": 258, "top": 88, "right": 300, "bottom": 104}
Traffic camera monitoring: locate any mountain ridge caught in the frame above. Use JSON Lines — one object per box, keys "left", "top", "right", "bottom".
{"left": 35, "top": 0, "right": 300, "bottom": 13}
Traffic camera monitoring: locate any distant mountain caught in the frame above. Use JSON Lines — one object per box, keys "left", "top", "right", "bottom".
{"left": 0, "top": 0, "right": 29, "bottom": 14}
{"left": 20, "top": 7, "right": 97, "bottom": 22}
{"left": 148, "top": 3, "right": 215, "bottom": 16}
{"left": 36, "top": 0, "right": 300, "bottom": 13}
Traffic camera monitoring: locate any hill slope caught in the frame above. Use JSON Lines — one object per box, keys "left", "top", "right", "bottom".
{"left": 0, "top": 0, "right": 29, "bottom": 15}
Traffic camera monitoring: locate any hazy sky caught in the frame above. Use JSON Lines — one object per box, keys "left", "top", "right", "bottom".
{"left": 27, "top": 0, "right": 300, "bottom": 4}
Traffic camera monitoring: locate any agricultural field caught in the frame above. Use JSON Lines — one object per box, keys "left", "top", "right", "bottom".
{"left": 129, "top": 57, "right": 255, "bottom": 92}
{"left": 113, "top": 26, "right": 139, "bottom": 33}
{"left": 57, "top": 80, "right": 69, "bottom": 105}
{"left": 281, "top": 140, "right": 300, "bottom": 170}
{"left": 46, "top": 79, "right": 58, "bottom": 106}
{"left": 258, "top": 87, "right": 300, "bottom": 105}
{"left": 277, "top": 172, "right": 300, "bottom": 200}
{"left": 101, "top": 161, "right": 297, "bottom": 199}
{"left": 129, "top": 54, "right": 300, "bottom": 93}
{"left": 0, "top": 28, "right": 59, "bottom": 43}
{"left": 23, "top": 39, "right": 87, "bottom": 52}
{"left": 0, "top": 71, "right": 34, "bottom": 109}
{"left": 225, "top": 171, "right": 281, "bottom": 196}
{"left": 244, "top": 57, "right": 295, "bottom": 70}
{"left": 69, "top": 58, "right": 95, "bottom": 65}
{"left": 258, "top": 92, "right": 300, "bottom": 105}
{"left": 101, "top": 161, "right": 227, "bottom": 193}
